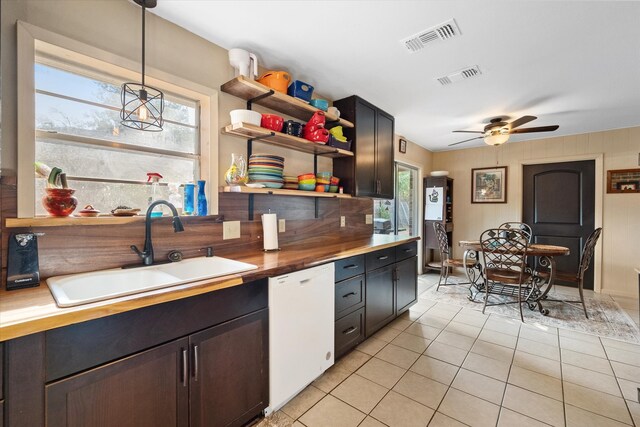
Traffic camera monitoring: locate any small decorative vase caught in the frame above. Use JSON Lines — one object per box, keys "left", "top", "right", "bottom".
{"left": 183, "top": 183, "right": 195, "bottom": 215}
{"left": 224, "top": 153, "right": 247, "bottom": 185}
{"left": 197, "top": 180, "right": 207, "bottom": 216}
{"left": 42, "top": 188, "right": 78, "bottom": 217}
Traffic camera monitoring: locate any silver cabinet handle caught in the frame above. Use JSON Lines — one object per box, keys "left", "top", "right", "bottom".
{"left": 342, "top": 326, "right": 357, "bottom": 335}
{"left": 342, "top": 292, "right": 357, "bottom": 298}
{"left": 404, "top": 248, "right": 413, "bottom": 252}
{"left": 300, "top": 278, "right": 311, "bottom": 285}
{"left": 377, "top": 255, "right": 389, "bottom": 260}
{"left": 344, "top": 264, "right": 359, "bottom": 269}
{"left": 193, "top": 344, "right": 199, "bottom": 381}
{"left": 181, "top": 349, "right": 188, "bottom": 387}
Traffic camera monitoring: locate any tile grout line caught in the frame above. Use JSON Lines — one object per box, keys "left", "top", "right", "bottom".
{"left": 558, "top": 323, "right": 568, "bottom": 427}
{"left": 494, "top": 318, "right": 520, "bottom": 427}
{"left": 600, "top": 336, "right": 638, "bottom": 427}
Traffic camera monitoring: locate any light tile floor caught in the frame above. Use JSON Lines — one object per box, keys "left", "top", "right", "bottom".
{"left": 258, "top": 274, "right": 640, "bottom": 427}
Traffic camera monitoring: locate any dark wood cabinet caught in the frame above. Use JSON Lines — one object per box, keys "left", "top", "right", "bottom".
{"left": 334, "top": 255, "right": 367, "bottom": 359}
{"left": 46, "top": 338, "right": 189, "bottom": 427}
{"left": 333, "top": 96, "right": 395, "bottom": 199}
{"left": 5, "top": 279, "right": 269, "bottom": 427}
{"left": 365, "top": 264, "right": 396, "bottom": 336}
{"left": 190, "top": 309, "right": 268, "bottom": 427}
{"left": 395, "top": 257, "right": 418, "bottom": 314}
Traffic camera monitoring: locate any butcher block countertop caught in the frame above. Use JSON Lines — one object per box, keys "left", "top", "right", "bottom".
{"left": 0, "top": 235, "right": 419, "bottom": 342}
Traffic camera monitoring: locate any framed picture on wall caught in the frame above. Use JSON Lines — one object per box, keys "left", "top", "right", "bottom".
{"left": 471, "top": 166, "right": 508, "bottom": 203}
{"left": 399, "top": 138, "right": 407, "bottom": 154}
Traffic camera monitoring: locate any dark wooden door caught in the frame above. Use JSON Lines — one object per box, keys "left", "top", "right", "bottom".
{"left": 376, "top": 110, "right": 395, "bottom": 199}
{"left": 365, "top": 265, "right": 395, "bottom": 336}
{"left": 396, "top": 257, "right": 418, "bottom": 314}
{"left": 189, "top": 309, "right": 269, "bottom": 427}
{"left": 354, "top": 99, "right": 377, "bottom": 197}
{"left": 46, "top": 338, "right": 189, "bottom": 427}
{"left": 523, "top": 160, "right": 595, "bottom": 289}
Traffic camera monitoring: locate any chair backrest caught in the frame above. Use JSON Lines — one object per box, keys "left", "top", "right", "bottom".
{"left": 577, "top": 227, "right": 602, "bottom": 280}
{"left": 480, "top": 228, "right": 529, "bottom": 273}
{"left": 499, "top": 222, "right": 533, "bottom": 242}
{"left": 433, "top": 222, "right": 450, "bottom": 259}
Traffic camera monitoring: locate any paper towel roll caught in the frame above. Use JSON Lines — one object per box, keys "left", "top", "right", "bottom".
{"left": 262, "top": 213, "right": 279, "bottom": 251}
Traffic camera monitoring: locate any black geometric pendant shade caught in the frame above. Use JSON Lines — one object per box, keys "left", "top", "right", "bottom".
{"left": 120, "top": 0, "right": 164, "bottom": 131}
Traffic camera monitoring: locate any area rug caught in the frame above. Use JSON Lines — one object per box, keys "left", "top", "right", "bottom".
{"left": 419, "top": 276, "right": 640, "bottom": 344}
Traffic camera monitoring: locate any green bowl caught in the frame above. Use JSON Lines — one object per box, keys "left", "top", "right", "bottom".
{"left": 298, "top": 183, "right": 316, "bottom": 191}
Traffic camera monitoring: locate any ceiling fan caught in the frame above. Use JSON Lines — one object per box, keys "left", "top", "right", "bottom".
{"left": 449, "top": 116, "right": 559, "bottom": 147}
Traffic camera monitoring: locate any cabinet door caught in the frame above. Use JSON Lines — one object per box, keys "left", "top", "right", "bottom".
{"left": 396, "top": 257, "right": 418, "bottom": 314}
{"left": 354, "top": 99, "right": 377, "bottom": 197}
{"left": 375, "top": 110, "right": 395, "bottom": 199}
{"left": 46, "top": 338, "right": 189, "bottom": 427}
{"left": 190, "top": 309, "right": 268, "bottom": 427}
{"left": 365, "top": 265, "right": 396, "bottom": 336}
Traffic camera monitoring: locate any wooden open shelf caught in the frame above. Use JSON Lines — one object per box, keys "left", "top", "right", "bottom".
{"left": 221, "top": 186, "right": 352, "bottom": 199}
{"left": 221, "top": 76, "right": 354, "bottom": 128}
{"left": 222, "top": 122, "right": 354, "bottom": 158}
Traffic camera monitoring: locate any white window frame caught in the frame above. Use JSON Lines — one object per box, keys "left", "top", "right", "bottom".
{"left": 17, "top": 21, "right": 218, "bottom": 218}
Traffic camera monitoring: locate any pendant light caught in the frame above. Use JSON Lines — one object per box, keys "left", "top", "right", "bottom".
{"left": 121, "top": 0, "right": 164, "bottom": 131}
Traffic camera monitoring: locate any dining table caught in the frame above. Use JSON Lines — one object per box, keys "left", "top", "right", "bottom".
{"left": 458, "top": 240, "right": 570, "bottom": 315}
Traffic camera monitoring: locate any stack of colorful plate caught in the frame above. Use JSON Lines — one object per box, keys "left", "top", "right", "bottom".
{"left": 283, "top": 175, "right": 298, "bottom": 190}
{"left": 248, "top": 154, "right": 284, "bottom": 189}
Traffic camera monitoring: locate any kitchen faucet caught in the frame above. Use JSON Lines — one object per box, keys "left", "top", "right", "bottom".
{"left": 131, "top": 200, "right": 185, "bottom": 266}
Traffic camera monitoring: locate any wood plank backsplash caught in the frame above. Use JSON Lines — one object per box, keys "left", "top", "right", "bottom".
{"left": 1, "top": 179, "right": 373, "bottom": 281}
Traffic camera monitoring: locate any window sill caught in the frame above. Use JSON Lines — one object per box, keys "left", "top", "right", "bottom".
{"left": 5, "top": 215, "right": 223, "bottom": 228}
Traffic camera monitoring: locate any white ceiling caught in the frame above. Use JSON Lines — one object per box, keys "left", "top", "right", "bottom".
{"left": 152, "top": 1, "right": 640, "bottom": 151}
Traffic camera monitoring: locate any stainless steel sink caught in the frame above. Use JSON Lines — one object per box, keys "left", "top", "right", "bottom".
{"left": 47, "top": 256, "right": 258, "bottom": 307}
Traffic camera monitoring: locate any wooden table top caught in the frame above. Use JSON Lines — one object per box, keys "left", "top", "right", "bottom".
{"left": 0, "top": 234, "right": 419, "bottom": 342}
{"left": 458, "top": 240, "right": 570, "bottom": 257}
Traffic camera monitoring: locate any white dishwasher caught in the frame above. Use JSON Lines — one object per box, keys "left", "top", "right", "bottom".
{"left": 267, "top": 263, "right": 335, "bottom": 413}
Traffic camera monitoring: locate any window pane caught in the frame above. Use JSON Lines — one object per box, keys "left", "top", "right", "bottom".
{"left": 36, "top": 138, "right": 196, "bottom": 183}
{"left": 35, "top": 63, "right": 197, "bottom": 126}
{"left": 36, "top": 93, "right": 198, "bottom": 154}
{"left": 35, "top": 178, "right": 172, "bottom": 216}
{"left": 373, "top": 199, "right": 395, "bottom": 235}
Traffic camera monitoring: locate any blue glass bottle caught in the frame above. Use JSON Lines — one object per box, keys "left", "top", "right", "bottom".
{"left": 183, "top": 183, "right": 195, "bottom": 215}
{"left": 197, "top": 180, "right": 207, "bottom": 216}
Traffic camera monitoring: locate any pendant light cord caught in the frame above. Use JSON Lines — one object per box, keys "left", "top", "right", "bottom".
{"left": 141, "top": 3, "right": 146, "bottom": 88}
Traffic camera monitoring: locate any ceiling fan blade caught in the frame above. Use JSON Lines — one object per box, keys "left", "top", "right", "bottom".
{"left": 509, "top": 125, "right": 559, "bottom": 134}
{"left": 452, "top": 130, "right": 483, "bottom": 134}
{"left": 509, "top": 115, "right": 537, "bottom": 129}
{"left": 448, "top": 136, "right": 484, "bottom": 146}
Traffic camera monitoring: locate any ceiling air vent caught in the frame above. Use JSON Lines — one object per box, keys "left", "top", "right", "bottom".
{"left": 401, "top": 19, "right": 461, "bottom": 53}
{"left": 437, "top": 65, "right": 482, "bottom": 86}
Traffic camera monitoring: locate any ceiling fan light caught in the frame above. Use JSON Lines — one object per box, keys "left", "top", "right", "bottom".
{"left": 484, "top": 132, "right": 509, "bottom": 146}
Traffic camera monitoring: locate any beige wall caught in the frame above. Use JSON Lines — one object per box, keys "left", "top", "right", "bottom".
{"left": 0, "top": 0, "right": 328, "bottom": 204}
{"left": 433, "top": 127, "right": 640, "bottom": 298}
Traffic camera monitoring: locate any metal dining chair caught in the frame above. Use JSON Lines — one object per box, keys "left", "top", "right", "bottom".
{"left": 499, "top": 222, "right": 533, "bottom": 242}
{"left": 480, "top": 228, "right": 533, "bottom": 322}
{"left": 433, "top": 222, "right": 473, "bottom": 290}
{"left": 540, "top": 227, "right": 602, "bottom": 318}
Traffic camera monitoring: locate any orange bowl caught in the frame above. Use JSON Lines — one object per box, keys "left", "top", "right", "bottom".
{"left": 298, "top": 173, "right": 315, "bottom": 181}
{"left": 315, "top": 184, "right": 327, "bottom": 192}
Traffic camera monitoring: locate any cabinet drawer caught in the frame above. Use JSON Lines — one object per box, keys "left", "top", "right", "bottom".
{"left": 396, "top": 241, "right": 417, "bottom": 262}
{"left": 335, "top": 275, "right": 365, "bottom": 320}
{"left": 366, "top": 247, "right": 396, "bottom": 271}
{"left": 335, "top": 255, "right": 365, "bottom": 282}
{"left": 335, "top": 308, "right": 365, "bottom": 359}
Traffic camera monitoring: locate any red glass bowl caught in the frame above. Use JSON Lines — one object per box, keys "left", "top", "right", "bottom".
{"left": 42, "top": 188, "right": 78, "bottom": 217}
